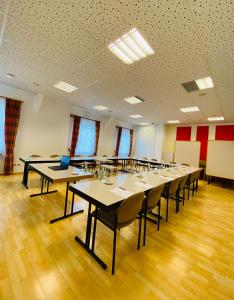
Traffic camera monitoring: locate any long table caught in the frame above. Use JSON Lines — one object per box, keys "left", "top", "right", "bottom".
{"left": 29, "top": 163, "right": 93, "bottom": 223}
{"left": 69, "top": 166, "right": 198, "bottom": 270}
{"left": 19, "top": 156, "right": 166, "bottom": 188}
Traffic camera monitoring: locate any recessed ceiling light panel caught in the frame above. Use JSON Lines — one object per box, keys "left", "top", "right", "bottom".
{"left": 93, "top": 105, "right": 108, "bottom": 111}
{"left": 207, "top": 116, "right": 224, "bottom": 121}
{"left": 180, "top": 106, "right": 200, "bottom": 113}
{"left": 129, "top": 114, "right": 143, "bottom": 118}
{"left": 167, "top": 120, "right": 181, "bottom": 124}
{"left": 195, "top": 76, "right": 214, "bottom": 90}
{"left": 54, "top": 81, "right": 78, "bottom": 93}
{"left": 108, "top": 28, "right": 154, "bottom": 64}
{"left": 124, "top": 96, "right": 144, "bottom": 104}
{"left": 138, "top": 122, "right": 150, "bottom": 125}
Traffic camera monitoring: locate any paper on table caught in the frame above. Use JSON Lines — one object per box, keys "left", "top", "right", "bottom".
{"left": 158, "top": 175, "right": 175, "bottom": 181}
{"left": 110, "top": 187, "right": 134, "bottom": 198}
{"left": 134, "top": 181, "right": 154, "bottom": 189}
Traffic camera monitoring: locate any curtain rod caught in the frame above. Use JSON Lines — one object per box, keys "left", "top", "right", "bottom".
{"left": 0, "top": 96, "right": 24, "bottom": 103}
{"left": 70, "top": 114, "right": 101, "bottom": 123}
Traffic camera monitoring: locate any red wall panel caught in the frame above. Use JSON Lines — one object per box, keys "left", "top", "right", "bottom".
{"left": 215, "top": 125, "right": 234, "bottom": 140}
{"left": 196, "top": 126, "right": 209, "bottom": 161}
{"left": 176, "top": 126, "right": 191, "bottom": 141}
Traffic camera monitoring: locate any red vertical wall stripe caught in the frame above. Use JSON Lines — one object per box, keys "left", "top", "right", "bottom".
{"left": 196, "top": 126, "right": 209, "bottom": 161}
{"left": 215, "top": 125, "right": 234, "bottom": 140}
{"left": 176, "top": 126, "right": 191, "bottom": 141}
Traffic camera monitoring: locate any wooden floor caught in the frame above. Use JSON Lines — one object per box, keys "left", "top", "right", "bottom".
{"left": 0, "top": 174, "right": 234, "bottom": 300}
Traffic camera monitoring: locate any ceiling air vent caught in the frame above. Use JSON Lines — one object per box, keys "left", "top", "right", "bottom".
{"left": 182, "top": 81, "right": 199, "bottom": 93}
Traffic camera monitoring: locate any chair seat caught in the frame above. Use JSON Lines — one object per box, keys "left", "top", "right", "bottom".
{"left": 93, "top": 208, "right": 134, "bottom": 229}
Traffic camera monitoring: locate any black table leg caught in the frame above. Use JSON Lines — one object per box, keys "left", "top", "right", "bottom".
{"left": 22, "top": 162, "right": 29, "bottom": 189}
{"left": 30, "top": 177, "right": 57, "bottom": 197}
{"left": 50, "top": 182, "right": 84, "bottom": 223}
{"left": 74, "top": 202, "right": 107, "bottom": 270}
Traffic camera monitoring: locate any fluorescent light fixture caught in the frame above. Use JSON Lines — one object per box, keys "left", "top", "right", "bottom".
{"left": 108, "top": 28, "right": 154, "bottom": 64}
{"left": 207, "top": 116, "right": 224, "bottom": 121}
{"left": 138, "top": 123, "right": 150, "bottom": 125}
{"left": 195, "top": 76, "right": 214, "bottom": 90}
{"left": 180, "top": 106, "right": 200, "bottom": 113}
{"left": 54, "top": 81, "right": 78, "bottom": 93}
{"left": 167, "top": 120, "right": 181, "bottom": 124}
{"left": 93, "top": 105, "right": 108, "bottom": 111}
{"left": 6, "top": 73, "right": 14, "bottom": 78}
{"left": 124, "top": 96, "right": 144, "bottom": 104}
{"left": 129, "top": 114, "right": 143, "bottom": 118}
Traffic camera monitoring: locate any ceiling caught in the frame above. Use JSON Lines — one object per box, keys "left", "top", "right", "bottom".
{"left": 0, "top": 0, "right": 233, "bottom": 124}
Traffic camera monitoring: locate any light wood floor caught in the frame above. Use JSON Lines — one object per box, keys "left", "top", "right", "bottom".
{"left": 0, "top": 174, "right": 234, "bottom": 300}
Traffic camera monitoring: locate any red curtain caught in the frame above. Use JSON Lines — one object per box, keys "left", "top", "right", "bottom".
{"left": 215, "top": 125, "right": 234, "bottom": 140}
{"left": 70, "top": 116, "right": 81, "bottom": 157}
{"left": 176, "top": 126, "right": 191, "bottom": 141}
{"left": 129, "top": 129, "right": 133, "bottom": 156}
{"left": 4, "top": 98, "right": 22, "bottom": 175}
{"left": 115, "top": 127, "right": 122, "bottom": 156}
{"left": 94, "top": 121, "right": 100, "bottom": 155}
{"left": 196, "top": 126, "right": 209, "bottom": 161}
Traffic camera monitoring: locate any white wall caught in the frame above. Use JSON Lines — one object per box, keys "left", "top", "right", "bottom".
{"left": 0, "top": 83, "right": 132, "bottom": 173}
{"left": 133, "top": 124, "right": 165, "bottom": 160}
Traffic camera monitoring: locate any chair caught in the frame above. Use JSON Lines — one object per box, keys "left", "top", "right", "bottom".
{"left": 161, "top": 178, "right": 180, "bottom": 221}
{"left": 50, "top": 154, "right": 60, "bottom": 158}
{"left": 142, "top": 185, "right": 164, "bottom": 246}
{"left": 177, "top": 174, "right": 189, "bottom": 208}
{"left": 136, "top": 157, "right": 148, "bottom": 171}
{"left": 185, "top": 171, "right": 197, "bottom": 199}
{"left": 150, "top": 158, "right": 158, "bottom": 169}
{"left": 30, "top": 154, "right": 41, "bottom": 158}
{"left": 91, "top": 192, "right": 145, "bottom": 275}
{"left": 181, "top": 163, "right": 190, "bottom": 166}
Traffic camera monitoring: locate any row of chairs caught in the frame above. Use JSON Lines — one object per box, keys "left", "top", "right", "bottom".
{"left": 91, "top": 169, "right": 201, "bottom": 274}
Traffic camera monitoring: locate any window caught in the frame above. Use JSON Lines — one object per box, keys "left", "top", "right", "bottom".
{"left": 0, "top": 98, "right": 6, "bottom": 155}
{"left": 119, "top": 128, "right": 130, "bottom": 156}
{"left": 75, "top": 118, "right": 96, "bottom": 156}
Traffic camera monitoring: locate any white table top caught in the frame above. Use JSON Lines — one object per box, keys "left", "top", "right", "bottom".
{"left": 29, "top": 163, "right": 94, "bottom": 183}
{"left": 70, "top": 166, "right": 199, "bottom": 208}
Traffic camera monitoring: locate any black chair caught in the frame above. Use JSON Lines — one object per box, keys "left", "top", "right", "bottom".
{"left": 142, "top": 184, "right": 164, "bottom": 246}
{"left": 161, "top": 178, "right": 180, "bottom": 221}
{"left": 91, "top": 192, "right": 145, "bottom": 275}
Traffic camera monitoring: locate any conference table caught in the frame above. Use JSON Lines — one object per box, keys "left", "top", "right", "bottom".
{"left": 69, "top": 165, "right": 198, "bottom": 270}
{"left": 19, "top": 156, "right": 166, "bottom": 188}
{"left": 29, "top": 163, "right": 93, "bottom": 223}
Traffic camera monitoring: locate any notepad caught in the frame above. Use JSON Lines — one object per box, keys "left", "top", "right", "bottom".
{"left": 134, "top": 181, "right": 154, "bottom": 189}
{"left": 110, "top": 187, "right": 134, "bottom": 198}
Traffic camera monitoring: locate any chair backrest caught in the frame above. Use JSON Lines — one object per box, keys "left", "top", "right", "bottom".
{"left": 117, "top": 192, "right": 145, "bottom": 227}
{"left": 189, "top": 171, "right": 197, "bottom": 182}
{"left": 146, "top": 185, "right": 164, "bottom": 211}
{"left": 181, "top": 163, "right": 190, "bottom": 166}
{"left": 50, "top": 154, "right": 60, "bottom": 158}
{"left": 179, "top": 175, "right": 189, "bottom": 190}
{"left": 143, "top": 157, "right": 148, "bottom": 160}
{"left": 151, "top": 158, "right": 157, "bottom": 161}
{"left": 194, "top": 170, "right": 201, "bottom": 180}
{"left": 31, "top": 154, "right": 41, "bottom": 158}
{"left": 103, "top": 155, "right": 108, "bottom": 157}
{"left": 170, "top": 161, "right": 176, "bottom": 165}
{"left": 168, "top": 178, "right": 180, "bottom": 195}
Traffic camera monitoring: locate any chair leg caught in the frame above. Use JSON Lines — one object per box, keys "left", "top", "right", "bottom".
{"left": 183, "top": 188, "right": 185, "bottom": 206}
{"left": 112, "top": 229, "right": 117, "bottom": 275}
{"left": 91, "top": 212, "right": 97, "bottom": 252}
{"left": 166, "top": 197, "right": 169, "bottom": 222}
{"left": 138, "top": 213, "right": 142, "bottom": 249}
{"left": 143, "top": 207, "right": 147, "bottom": 247}
{"left": 157, "top": 198, "right": 161, "bottom": 230}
